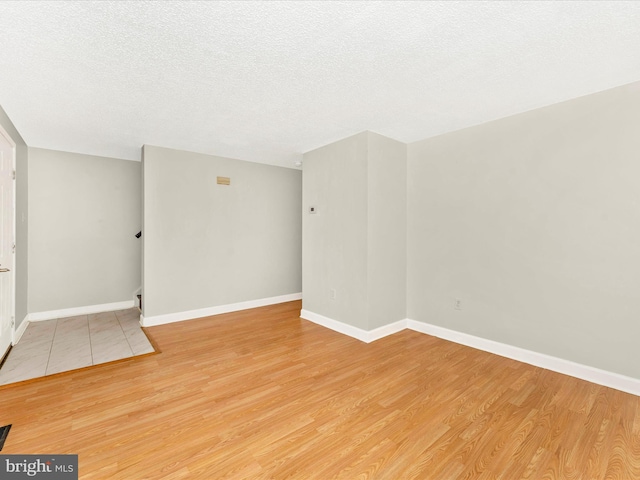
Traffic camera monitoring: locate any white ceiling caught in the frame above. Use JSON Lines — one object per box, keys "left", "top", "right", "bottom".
{"left": 1, "top": 1, "right": 639, "bottom": 169}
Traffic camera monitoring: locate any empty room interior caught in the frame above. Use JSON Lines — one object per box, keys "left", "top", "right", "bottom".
{"left": 1, "top": 1, "right": 639, "bottom": 479}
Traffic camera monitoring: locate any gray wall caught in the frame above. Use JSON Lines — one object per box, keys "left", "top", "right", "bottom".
{"left": 0, "top": 105, "right": 28, "bottom": 328}
{"left": 367, "top": 133, "right": 407, "bottom": 328}
{"left": 302, "top": 131, "right": 407, "bottom": 330}
{"left": 28, "top": 148, "right": 141, "bottom": 312}
{"left": 142, "top": 145, "right": 302, "bottom": 318}
{"left": 303, "top": 133, "right": 369, "bottom": 329}
{"left": 407, "top": 81, "right": 640, "bottom": 378}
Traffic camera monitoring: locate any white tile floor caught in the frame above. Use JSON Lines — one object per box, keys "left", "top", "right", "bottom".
{"left": 0, "top": 308, "right": 154, "bottom": 386}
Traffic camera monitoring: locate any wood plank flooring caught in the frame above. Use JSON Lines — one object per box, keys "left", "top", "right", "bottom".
{"left": 1, "top": 300, "right": 639, "bottom": 479}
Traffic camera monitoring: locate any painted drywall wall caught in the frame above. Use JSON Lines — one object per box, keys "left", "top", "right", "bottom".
{"left": 28, "top": 148, "right": 141, "bottom": 313}
{"left": 142, "top": 145, "right": 302, "bottom": 318}
{"left": 367, "top": 132, "right": 407, "bottom": 329}
{"left": 407, "top": 81, "right": 640, "bottom": 378}
{"left": 302, "top": 131, "right": 407, "bottom": 330}
{"left": 0, "top": 105, "right": 28, "bottom": 328}
{"left": 302, "top": 133, "right": 369, "bottom": 329}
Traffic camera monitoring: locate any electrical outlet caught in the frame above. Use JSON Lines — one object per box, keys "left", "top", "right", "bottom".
{"left": 330, "top": 289, "right": 337, "bottom": 300}
{"left": 454, "top": 298, "right": 462, "bottom": 310}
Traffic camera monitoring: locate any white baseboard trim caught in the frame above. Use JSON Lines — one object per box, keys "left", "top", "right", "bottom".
{"left": 368, "top": 319, "right": 408, "bottom": 343}
{"left": 13, "top": 317, "right": 30, "bottom": 345}
{"left": 295, "top": 310, "right": 640, "bottom": 396}
{"left": 140, "top": 293, "right": 303, "bottom": 327}
{"left": 27, "top": 300, "right": 135, "bottom": 322}
{"left": 406, "top": 319, "right": 640, "bottom": 397}
{"left": 300, "top": 309, "right": 407, "bottom": 344}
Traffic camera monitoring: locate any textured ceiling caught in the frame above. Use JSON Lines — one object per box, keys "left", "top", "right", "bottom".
{"left": 0, "top": 1, "right": 639, "bottom": 169}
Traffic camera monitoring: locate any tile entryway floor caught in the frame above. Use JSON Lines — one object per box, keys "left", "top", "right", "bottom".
{"left": 0, "top": 308, "right": 154, "bottom": 386}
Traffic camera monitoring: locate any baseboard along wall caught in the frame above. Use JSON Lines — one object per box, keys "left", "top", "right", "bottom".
{"left": 300, "top": 309, "right": 406, "bottom": 343}
{"left": 18, "top": 297, "right": 639, "bottom": 396}
{"left": 26, "top": 300, "right": 135, "bottom": 323}
{"left": 13, "top": 316, "right": 30, "bottom": 345}
{"left": 140, "top": 293, "right": 303, "bottom": 327}
{"left": 299, "top": 309, "right": 640, "bottom": 397}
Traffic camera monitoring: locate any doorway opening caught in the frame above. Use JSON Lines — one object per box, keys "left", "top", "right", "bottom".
{"left": 0, "top": 124, "right": 16, "bottom": 360}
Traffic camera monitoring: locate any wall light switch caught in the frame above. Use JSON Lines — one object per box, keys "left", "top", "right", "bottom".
{"left": 217, "top": 176, "right": 230, "bottom": 185}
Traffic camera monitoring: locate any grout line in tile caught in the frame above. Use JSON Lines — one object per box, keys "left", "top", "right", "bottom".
{"left": 44, "top": 319, "right": 58, "bottom": 374}
{"left": 116, "top": 315, "right": 134, "bottom": 357}
{"left": 119, "top": 316, "right": 136, "bottom": 354}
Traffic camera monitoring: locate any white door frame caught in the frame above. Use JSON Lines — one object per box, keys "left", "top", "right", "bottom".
{"left": 0, "top": 122, "right": 16, "bottom": 351}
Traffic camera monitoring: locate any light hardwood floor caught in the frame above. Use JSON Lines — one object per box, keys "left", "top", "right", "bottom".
{"left": 2, "top": 300, "right": 639, "bottom": 479}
